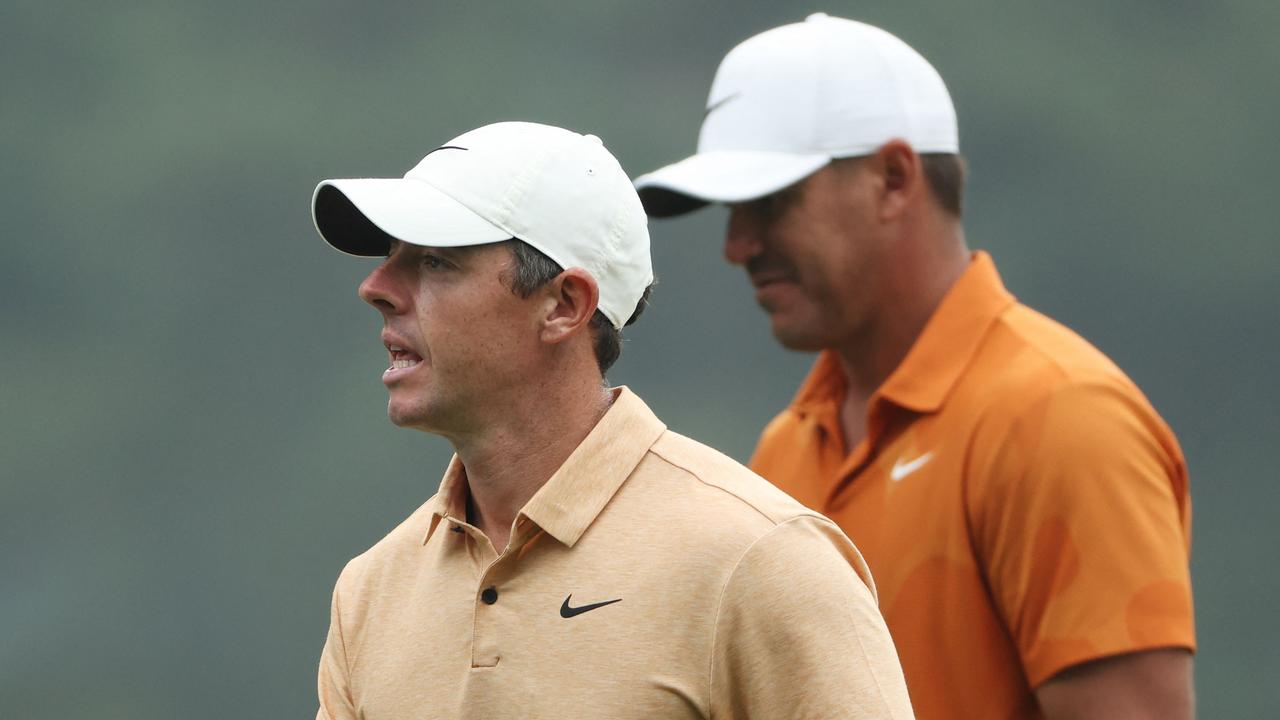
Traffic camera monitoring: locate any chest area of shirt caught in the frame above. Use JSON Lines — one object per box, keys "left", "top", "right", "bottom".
{"left": 774, "top": 409, "right": 968, "bottom": 509}
{"left": 840, "top": 419, "right": 968, "bottom": 529}
{"left": 770, "top": 410, "right": 982, "bottom": 596}
{"left": 350, "top": 533, "right": 718, "bottom": 719}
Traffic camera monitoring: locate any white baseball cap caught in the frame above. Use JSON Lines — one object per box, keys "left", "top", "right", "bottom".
{"left": 634, "top": 13, "right": 958, "bottom": 217}
{"left": 312, "top": 121, "right": 653, "bottom": 328}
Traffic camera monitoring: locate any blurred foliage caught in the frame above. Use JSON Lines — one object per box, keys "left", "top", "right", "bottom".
{"left": 2, "top": 1, "right": 1277, "bottom": 717}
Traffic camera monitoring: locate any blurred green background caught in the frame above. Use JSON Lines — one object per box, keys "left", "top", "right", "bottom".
{"left": 3, "top": 1, "right": 1276, "bottom": 716}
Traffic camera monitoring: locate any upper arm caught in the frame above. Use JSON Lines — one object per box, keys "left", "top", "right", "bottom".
{"left": 709, "top": 517, "right": 914, "bottom": 719}
{"left": 971, "top": 381, "right": 1195, "bottom": 687}
{"left": 1035, "top": 648, "right": 1194, "bottom": 720}
{"left": 316, "top": 569, "right": 359, "bottom": 720}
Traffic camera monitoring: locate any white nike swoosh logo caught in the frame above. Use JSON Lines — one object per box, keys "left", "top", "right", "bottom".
{"left": 890, "top": 452, "right": 933, "bottom": 482}
{"left": 703, "top": 92, "right": 742, "bottom": 119}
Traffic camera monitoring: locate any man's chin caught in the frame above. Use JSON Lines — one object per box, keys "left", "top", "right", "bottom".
{"left": 387, "top": 395, "right": 458, "bottom": 435}
{"left": 386, "top": 401, "right": 429, "bottom": 430}
{"left": 769, "top": 317, "right": 829, "bottom": 353}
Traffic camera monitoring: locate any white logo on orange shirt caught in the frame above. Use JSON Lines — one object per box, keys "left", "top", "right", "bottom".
{"left": 890, "top": 452, "right": 934, "bottom": 482}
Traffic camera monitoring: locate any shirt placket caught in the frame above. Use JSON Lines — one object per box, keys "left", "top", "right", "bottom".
{"left": 464, "top": 516, "right": 541, "bottom": 669}
{"left": 826, "top": 396, "right": 893, "bottom": 511}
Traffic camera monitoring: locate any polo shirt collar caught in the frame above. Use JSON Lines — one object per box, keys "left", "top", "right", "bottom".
{"left": 789, "top": 251, "right": 1015, "bottom": 417}
{"left": 423, "top": 456, "right": 469, "bottom": 542}
{"left": 423, "top": 387, "right": 667, "bottom": 547}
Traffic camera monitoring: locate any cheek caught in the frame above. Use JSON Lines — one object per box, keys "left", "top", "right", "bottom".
{"left": 415, "top": 293, "right": 532, "bottom": 368}
{"left": 798, "top": 237, "right": 875, "bottom": 313}
{"left": 790, "top": 229, "right": 849, "bottom": 287}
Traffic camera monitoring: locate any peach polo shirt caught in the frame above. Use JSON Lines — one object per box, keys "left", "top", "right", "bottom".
{"left": 317, "top": 388, "right": 914, "bottom": 719}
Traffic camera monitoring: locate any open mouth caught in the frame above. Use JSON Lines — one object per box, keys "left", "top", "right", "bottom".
{"left": 388, "top": 345, "right": 424, "bottom": 370}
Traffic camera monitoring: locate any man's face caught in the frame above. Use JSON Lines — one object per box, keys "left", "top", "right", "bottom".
{"left": 358, "top": 240, "right": 540, "bottom": 434}
{"left": 724, "top": 161, "right": 888, "bottom": 351}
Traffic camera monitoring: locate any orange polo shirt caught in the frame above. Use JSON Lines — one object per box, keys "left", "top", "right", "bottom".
{"left": 751, "top": 252, "right": 1194, "bottom": 719}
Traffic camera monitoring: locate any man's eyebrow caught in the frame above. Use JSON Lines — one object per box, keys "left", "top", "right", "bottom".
{"left": 411, "top": 244, "right": 471, "bottom": 262}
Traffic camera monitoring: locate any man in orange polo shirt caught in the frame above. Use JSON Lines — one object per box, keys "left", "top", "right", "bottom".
{"left": 635, "top": 14, "right": 1195, "bottom": 720}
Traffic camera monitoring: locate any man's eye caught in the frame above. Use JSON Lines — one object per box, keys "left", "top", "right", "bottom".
{"left": 422, "top": 254, "right": 445, "bottom": 269}
{"left": 742, "top": 191, "right": 793, "bottom": 220}
{"left": 764, "top": 190, "right": 796, "bottom": 214}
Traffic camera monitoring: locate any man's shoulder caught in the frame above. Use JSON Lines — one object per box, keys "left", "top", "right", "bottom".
{"left": 969, "top": 301, "right": 1151, "bottom": 415}
{"left": 644, "top": 430, "right": 828, "bottom": 530}
{"left": 960, "top": 301, "right": 1181, "bottom": 471}
{"left": 631, "top": 429, "right": 871, "bottom": 591}
{"left": 336, "top": 496, "right": 439, "bottom": 584}
{"left": 1000, "top": 300, "right": 1135, "bottom": 378}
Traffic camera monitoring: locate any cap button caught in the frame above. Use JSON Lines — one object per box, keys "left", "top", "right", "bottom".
{"left": 806, "top": 12, "right": 829, "bottom": 22}
{"left": 583, "top": 133, "right": 603, "bottom": 145}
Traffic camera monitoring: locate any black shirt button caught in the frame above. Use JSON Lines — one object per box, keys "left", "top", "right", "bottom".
{"left": 481, "top": 586, "right": 498, "bottom": 605}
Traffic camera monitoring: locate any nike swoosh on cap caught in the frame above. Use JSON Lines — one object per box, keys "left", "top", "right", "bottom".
{"left": 703, "top": 92, "right": 742, "bottom": 119}
{"left": 423, "top": 145, "right": 469, "bottom": 156}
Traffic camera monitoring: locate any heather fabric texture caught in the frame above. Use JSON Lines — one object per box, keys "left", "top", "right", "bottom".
{"left": 316, "top": 389, "right": 914, "bottom": 719}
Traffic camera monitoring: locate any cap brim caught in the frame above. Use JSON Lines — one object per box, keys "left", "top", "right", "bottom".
{"left": 633, "top": 150, "right": 830, "bottom": 218}
{"left": 312, "top": 178, "right": 512, "bottom": 257}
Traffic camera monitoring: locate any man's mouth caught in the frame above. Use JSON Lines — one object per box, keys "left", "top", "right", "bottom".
{"left": 746, "top": 258, "right": 794, "bottom": 290}
{"left": 750, "top": 273, "right": 790, "bottom": 289}
{"left": 387, "top": 345, "right": 424, "bottom": 370}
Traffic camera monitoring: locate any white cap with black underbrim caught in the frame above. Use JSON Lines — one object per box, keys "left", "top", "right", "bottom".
{"left": 634, "top": 13, "right": 958, "bottom": 217}
{"left": 312, "top": 121, "right": 653, "bottom": 328}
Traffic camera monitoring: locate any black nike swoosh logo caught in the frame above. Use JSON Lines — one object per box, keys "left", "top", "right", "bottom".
{"left": 703, "top": 92, "right": 741, "bottom": 119}
{"left": 560, "top": 594, "right": 622, "bottom": 618}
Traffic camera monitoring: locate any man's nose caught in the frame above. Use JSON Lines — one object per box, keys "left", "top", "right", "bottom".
{"left": 358, "top": 260, "right": 401, "bottom": 314}
{"left": 724, "top": 206, "right": 764, "bottom": 266}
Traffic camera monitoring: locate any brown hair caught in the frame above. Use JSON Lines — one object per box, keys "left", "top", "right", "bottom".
{"left": 504, "top": 240, "right": 653, "bottom": 375}
{"left": 919, "top": 153, "right": 966, "bottom": 217}
{"left": 834, "top": 152, "right": 966, "bottom": 217}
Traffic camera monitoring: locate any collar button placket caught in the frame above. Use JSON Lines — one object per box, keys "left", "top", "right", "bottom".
{"left": 470, "top": 548, "right": 520, "bottom": 670}
{"left": 471, "top": 574, "right": 503, "bottom": 669}
{"left": 827, "top": 399, "right": 892, "bottom": 510}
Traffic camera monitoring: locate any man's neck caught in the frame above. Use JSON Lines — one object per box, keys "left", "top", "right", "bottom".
{"left": 834, "top": 225, "right": 969, "bottom": 450}
{"left": 452, "top": 379, "right": 614, "bottom": 553}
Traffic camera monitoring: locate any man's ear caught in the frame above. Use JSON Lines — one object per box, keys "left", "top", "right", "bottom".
{"left": 869, "top": 139, "right": 923, "bottom": 221}
{"left": 538, "top": 267, "right": 600, "bottom": 344}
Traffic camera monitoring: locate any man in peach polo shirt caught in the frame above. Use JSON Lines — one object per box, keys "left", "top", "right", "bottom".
{"left": 308, "top": 121, "right": 914, "bottom": 718}
{"left": 636, "top": 14, "right": 1195, "bottom": 720}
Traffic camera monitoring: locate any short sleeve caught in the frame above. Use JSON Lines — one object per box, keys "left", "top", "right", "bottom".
{"left": 971, "top": 381, "right": 1194, "bottom": 687}
{"left": 709, "top": 516, "right": 915, "bottom": 719}
{"left": 316, "top": 570, "right": 359, "bottom": 720}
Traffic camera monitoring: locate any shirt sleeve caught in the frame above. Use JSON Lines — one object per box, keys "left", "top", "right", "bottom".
{"left": 709, "top": 516, "right": 915, "bottom": 719}
{"left": 316, "top": 571, "right": 359, "bottom": 720}
{"left": 970, "top": 381, "right": 1194, "bottom": 687}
